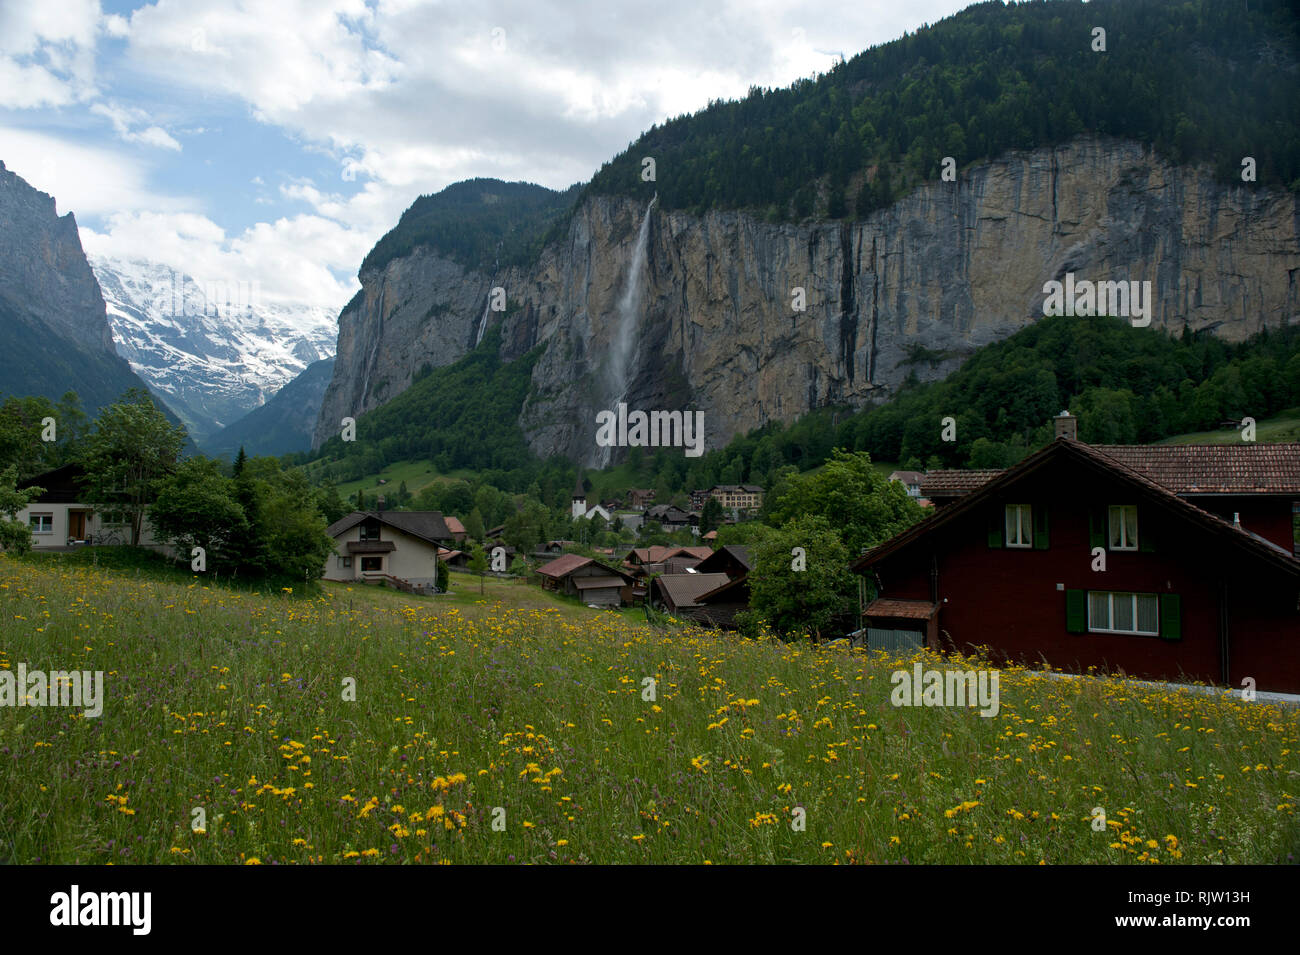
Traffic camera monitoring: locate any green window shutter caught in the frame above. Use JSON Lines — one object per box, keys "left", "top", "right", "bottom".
{"left": 1089, "top": 508, "right": 1105, "bottom": 549}
{"left": 987, "top": 508, "right": 1003, "bottom": 548}
{"left": 1160, "top": 593, "right": 1181, "bottom": 640}
{"left": 1139, "top": 508, "right": 1156, "bottom": 553}
{"left": 1033, "top": 505, "right": 1050, "bottom": 550}
{"left": 1065, "top": 589, "right": 1087, "bottom": 633}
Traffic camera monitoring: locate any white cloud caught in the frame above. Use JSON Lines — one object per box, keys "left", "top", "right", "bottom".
{"left": 0, "top": 0, "right": 114, "bottom": 108}
{"left": 90, "top": 101, "right": 182, "bottom": 151}
{"left": 0, "top": 126, "right": 185, "bottom": 216}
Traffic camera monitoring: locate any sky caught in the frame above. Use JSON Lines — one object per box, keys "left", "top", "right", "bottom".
{"left": 0, "top": 0, "right": 972, "bottom": 317}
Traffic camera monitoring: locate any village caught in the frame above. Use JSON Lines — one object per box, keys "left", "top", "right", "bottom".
{"left": 14, "top": 410, "right": 1300, "bottom": 695}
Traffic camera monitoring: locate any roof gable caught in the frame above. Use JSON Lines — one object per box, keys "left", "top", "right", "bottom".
{"left": 325, "top": 510, "right": 454, "bottom": 546}
{"left": 855, "top": 439, "right": 1300, "bottom": 579}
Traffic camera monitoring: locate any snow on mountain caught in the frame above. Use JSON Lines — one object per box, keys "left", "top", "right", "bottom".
{"left": 91, "top": 255, "right": 339, "bottom": 445}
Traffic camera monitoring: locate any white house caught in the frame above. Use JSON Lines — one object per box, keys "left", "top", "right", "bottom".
{"left": 14, "top": 464, "right": 164, "bottom": 550}
{"left": 888, "top": 470, "right": 925, "bottom": 499}
{"left": 323, "top": 510, "right": 456, "bottom": 591}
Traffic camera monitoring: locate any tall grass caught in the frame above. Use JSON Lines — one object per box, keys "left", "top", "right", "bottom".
{"left": 0, "top": 553, "right": 1295, "bottom": 864}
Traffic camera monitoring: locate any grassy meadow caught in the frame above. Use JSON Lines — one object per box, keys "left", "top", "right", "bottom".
{"left": 0, "top": 551, "right": 1296, "bottom": 864}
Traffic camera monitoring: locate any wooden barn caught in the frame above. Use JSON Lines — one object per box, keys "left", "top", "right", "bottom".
{"left": 853, "top": 421, "right": 1300, "bottom": 693}
{"left": 535, "top": 554, "right": 633, "bottom": 607}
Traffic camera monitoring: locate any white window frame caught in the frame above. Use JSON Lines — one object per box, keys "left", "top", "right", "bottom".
{"left": 1087, "top": 591, "right": 1159, "bottom": 636}
{"left": 30, "top": 513, "right": 53, "bottom": 534}
{"left": 1108, "top": 504, "right": 1139, "bottom": 551}
{"left": 1005, "top": 503, "right": 1033, "bottom": 548}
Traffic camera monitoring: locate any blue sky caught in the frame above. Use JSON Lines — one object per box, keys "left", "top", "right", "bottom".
{"left": 0, "top": 0, "right": 970, "bottom": 317}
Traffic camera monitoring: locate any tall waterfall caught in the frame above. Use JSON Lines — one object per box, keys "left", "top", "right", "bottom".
{"left": 474, "top": 294, "right": 491, "bottom": 346}
{"left": 607, "top": 194, "right": 656, "bottom": 402}
{"left": 600, "top": 194, "right": 657, "bottom": 466}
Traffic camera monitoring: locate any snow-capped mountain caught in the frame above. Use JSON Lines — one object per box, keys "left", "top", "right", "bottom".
{"left": 91, "top": 256, "right": 339, "bottom": 445}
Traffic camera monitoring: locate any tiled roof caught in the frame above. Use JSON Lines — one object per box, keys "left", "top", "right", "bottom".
{"left": 654, "top": 573, "right": 732, "bottom": 609}
{"left": 919, "top": 470, "right": 1002, "bottom": 496}
{"left": 1091, "top": 443, "right": 1300, "bottom": 494}
{"left": 854, "top": 440, "right": 1300, "bottom": 579}
{"left": 326, "top": 510, "right": 454, "bottom": 545}
{"left": 864, "top": 598, "right": 936, "bottom": 620}
{"left": 535, "top": 554, "right": 593, "bottom": 578}
{"left": 443, "top": 516, "right": 466, "bottom": 534}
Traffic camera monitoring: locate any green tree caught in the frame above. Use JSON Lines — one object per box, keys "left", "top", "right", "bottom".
{"left": 747, "top": 514, "right": 856, "bottom": 640}
{"left": 317, "top": 481, "right": 348, "bottom": 525}
{"left": 467, "top": 540, "right": 488, "bottom": 594}
{"left": 0, "top": 466, "right": 43, "bottom": 554}
{"left": 465, "top": 507, "right": 486, "bottom": 541}
{"left": 148, "top": 457, "right": 248, "bottom": 572}
{"left": 700, "top": 496, "right": 725, "bottom": 534}
{"left": 79, "top": 389, "right": 186, "bottom": 545}
{"left": 764, "top": 448, "right": 925, "bottom": 557}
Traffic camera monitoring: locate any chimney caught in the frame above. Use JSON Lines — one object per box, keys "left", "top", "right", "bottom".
{"left": 377, "top": 494, "right": 386, "bottom": 512}
{"left": 1053, "top": 410, "right": 1078, "bottom": 441}
{"left": 1233, "top": 512, "right": 1241, "bottom": 527}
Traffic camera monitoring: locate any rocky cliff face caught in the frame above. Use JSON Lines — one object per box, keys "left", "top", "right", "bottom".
{"left": 314, "top": 139, "right": 1300, "bottom": 464}
{"left": 0, "top": 160, "right": 117, "bottom": 354}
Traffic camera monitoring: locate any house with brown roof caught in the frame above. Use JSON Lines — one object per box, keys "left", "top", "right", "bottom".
{"left": 324, "top": 510, "right": 456, "bottom": 591}
{"left": 534, "top": 554, "right": 634, "bottom": 606}
{"left": 685, "top": 546, "right": 755, "bottom": 630}
{"left": 852, "top": 414, "right": 1300, "bottom": 693}
{"left": 651, "top": 572, "right": 732, "bottom": 614}
{"left": 443, "top": 516, "right": 467, "bottom": 543}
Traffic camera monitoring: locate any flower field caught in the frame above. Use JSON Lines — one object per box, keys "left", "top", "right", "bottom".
{"left": 0, "top": 554, "right": 1296, "bottom": 864}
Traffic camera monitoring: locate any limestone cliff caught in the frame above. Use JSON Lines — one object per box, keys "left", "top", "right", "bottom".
{"left": 0, "top": 160, "right": 117, "bottom": 354}
{"left": 313, "top": 139, "right": 1300, "bottom": 464}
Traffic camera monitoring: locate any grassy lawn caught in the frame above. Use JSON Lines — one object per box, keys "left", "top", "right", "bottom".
{"left": 1158, "top": 408, "right": 1300, "bottom": 445}
{"left": 1, "top": 552, "right": 1295, "bottom": 864}
{"left": 329, "top": 460, "right": 478, "bottom": 501}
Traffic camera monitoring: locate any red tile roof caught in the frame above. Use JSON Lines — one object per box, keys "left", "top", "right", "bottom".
{"left": 919, "top": 470, "right": 1002, "bottom": 496}
{"left": 1091, "top": 443, "right": 1300, "bottom": 494}
{"left": 864, "top": 598, "right": 937, "bottom": 620}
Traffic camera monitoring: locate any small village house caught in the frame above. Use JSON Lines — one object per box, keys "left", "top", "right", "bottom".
{"left": 651, "top": 571, "right": 733, "bottom": 615}
{"left": 534, "top": 553, "right": 633, "bottom": 607}
{"left": 853, "top": 413, "right": 1300, "bottom": 693}
{"left": 888, "top": 470, "right": 925, "bottom": 499}
{"left": 14, "top": 463, "right": 165, "bottom": 551}
{"left": 324, "top": 510, "right": 456, "bottom": 592}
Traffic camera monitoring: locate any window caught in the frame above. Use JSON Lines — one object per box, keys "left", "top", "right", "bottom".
{"left": 361, "top": 556, "right": 382, "bottom": 572}
{"left": 1005, "top": 504, "right": 1032, "bottom": 548}
{"left": 30, "top": 513, "right": 53, "bottom": 534}
{"left": 1087, "top": 591, "right": 1158, "bottom": 635}
{"left": 360, "top": 520, "right": 380, "bottom": 542}
{"left": 339, "top": 555, "right": 352, "bottom": 568}
{"left": 1109, "top": 505, "right": 1138, "bottom": 550}
{"left": 102, "top": 511, "right": 127, "bottom": 526}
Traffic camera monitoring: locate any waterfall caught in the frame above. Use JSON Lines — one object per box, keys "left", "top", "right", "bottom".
{"left": 474, "top": 294, "right": 491, "bottom": 346}
{"left": 475, "top": 242, "right": 503, "bottom": 347}
{"left": 600, "top": 194, "right": 657, "bottom": 466}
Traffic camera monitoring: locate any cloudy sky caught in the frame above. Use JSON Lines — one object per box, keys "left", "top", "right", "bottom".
{"left": 0, "top": 0, "right": 969, "bottom": 317}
